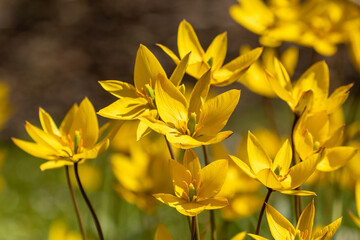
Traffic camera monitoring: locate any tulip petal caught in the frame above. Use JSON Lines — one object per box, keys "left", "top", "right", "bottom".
{"left": 197, "top": 89, "right": 240, "bottom": 137}
{"left": 197, "top": 159, "right": 228, "bottom": 198}
{"left": 98, "top": 98, "right": 148, "bottom": 120}
{"left": 98, "top": 80, "right": 138, "bottom": 99}
{"left": 296, "top": 200, "right": 315, "bottom": 238}
{"left": 178, "top": 20, "right": 204, "bottom": 63}
{"left": 153, "top": 193, "right": 186, "bottom": 207}
{"left": 155, "top": 74, "right": 188, "bottom": 128}
{"left": 196, "top": 197, "right": 228, "bottom": 210}
{"left": 255, "top": 168, "right": 282, "bottom": 189}
{"left": 266, "top": 204, "right": 295, "bottom": 240}
{"left": 12, "top": 138, "right": 61, "bottom": 160}
{"left": 247, "top": 132, "right": 272, "bottom": 173}
{"left": 25, "top": 122, "right": 64, "bottom": 151}
{"left": 278, "top": 189, "right": 316, "bottom": 196}
{"left": 312, "top": 217, "right": 342, "bottom": 240}
{"left": 73, "top": 139, "right": 109, "bottom": 161}
{"left": 169, "top": 159, "right": 192, "bottom": 199}
{"left": 316, "top": 146, "right": 357, "bottom": 172}
{"left": 229, "top": 155, "right": 256, "bottom": 178}
{"left": 134, "top": 44, "right": 166, "bottom": 90}
{"left": 39, "top": 108, "right": 61, "bottom": 137}
{"left": 169, "top": 52, "right": 190, "bottom": 86}
{"left": 155, "top": 224, "right": 174, "bottom": 240}
{"left": 157, "top": 44, "right": 180, "bottom": 64}
{"left": 175, "top": 201, "right": 207, "bottom": 216}
{"left": 59, "top": 104, "right": 78, "bottom": 135}
{"left": 40, "top": 160, "right": 72, "bottom": 171}
{"left": 204, "top": 32, "right": 227, "bottom": 70}
{"left": 188, "top": 70, "right": 211, "bottom": 117}
{"left": 139, "top": 115, "right": 177, "bottom": 136}
{"left": 183, "top": 149, "right": 201, "bottom": 178}
{"left": 272, "top": 139, "right": 292, "bottom": 175}
{"left": 247, "top": 234, "right": 268, "bottom": 240}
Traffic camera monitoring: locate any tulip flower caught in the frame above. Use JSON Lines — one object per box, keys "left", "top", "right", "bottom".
{"left": 267, "top": 60, "right": 352, "bottom": 115}
{"left": 248, "top": 200, "right": 342, "bottom": 240}
{"left": 158, "top": 20, "right": 262, "bottom": 86}
{"left": 140, "top": 70, "right": 240, "bottom": 149}
{"left": 12, "top": 98, "right": 109, "bottom": 171}
{"left": 230, "top": 131, "right": 323, "bottom": 196}
{"left": 98, "top": 44, "right": 189, "bottom": 140}
{"left": 153, "top": 149, "right": 228, "bottom": 216}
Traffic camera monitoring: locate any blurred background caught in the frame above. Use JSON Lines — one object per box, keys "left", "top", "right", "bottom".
{"left": 0, "top": 0, "right": 360, "bottom": 239}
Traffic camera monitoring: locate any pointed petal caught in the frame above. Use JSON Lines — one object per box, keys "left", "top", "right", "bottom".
{"left": 196, "top": 197, "right": 228, "bottom": 210}
{"left": 155, "top": 74, "right": 188, "bottom": 128}
{"left": 288, "top": 150, "right": 324, "bottom": 189}
{"left": 97, "top": 98, "right": 148, "bottom": 120}
{"left": 326, "top": 83, "right": 353, "bottom": 114}
{"left": 278, "top": 189, "right": 316, "bottom": 196}
{"left": 170, "top": 159, "right": 192, "bottom": 199}
{"left": 204, "top": 32, "right": 227, "bottom": 70}
{"left": 197, "top": 159, "right": 228, "bottom": 198}
{"left": 247, "top": 234, "right": 269, "bottom": 240}
{"left": 98, "top": 80, "right": 138, "bottom": 99}
{"left": 272, "top": 139, "right": 292, "bottom": 175}
{"left": 255, "top": 168, "right": 282, "bottom": 189}
{"left": 316, "top": 146, "right": 357, "bottom": 172}
{"left": 266, "top": 204, "right": 295, "bottom": 240}
{"left": 59, "top": 104, "right": 78, "bottom": 135}
{"left": 174, "top": 201, "right": 206, "bottom": 216}
{"left": 134, "top": 44, "right": 167, "bottom": 90}
{"left": 39, "top": 108, "right": 61, "bottom": 137}
{"left": 12, "top": 138, "right": 60, "bottom": 160}
{"left": 188, "top": 70, "right": 211, "bottom": 117}
{"left": 296, "top": 200, "right": 315, "bottom": 238}
{"left": 247, "top": 132, "right": 272, "bottom": 173}
{"left": 221, "top": 47, "right": 263, "bottom": 72}
{"left": 155, "top": 224, "right": 174, "bottom": 240}
{"left": 153, "top": 193, "right": 186, "bottom": 207}
{"left": 40, "top": 160, "right": 72, "bottom": 171}
{"left": 139, "top": 115, "right": 176, "bottom": 136}
{"left": 136, "top": 118, "right": 152, "bottom": 141}
{"left": 157, "top": 44, "right": 180, "bottom": 64}
{"left": 178, "top": 20, "right": 204, "bottom": 63}
{"left": 229, "top": 155, "right": 256, "bottom": 178}
{"left": 70, "top": 98, "right": 98, "bottom": 148}
{"left": 25, "top": 122, "right": 64, "bottom": 151}
{"left": 280, "top": 46, "right": 299, "bottom": 76}
{"left": 169, "top": 52, "right": 190, "bottom": 86}
{"left": 197, "top": 89, "right": 240, "bottom": 137}
{"left": 231, "top": 232, "right": 247, "bottom": 240}
{"left": 183, "top": 149, "right": 201, "bottom": 178}
{"left": 73, "top": 139, "right": 109, "bottom": 161}
{"left": 312, "top": 217, "right": 342, "bottom": 240}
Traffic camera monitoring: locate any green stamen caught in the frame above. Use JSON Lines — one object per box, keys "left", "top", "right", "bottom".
{"left": 189, "top": 183, "right": 196, "bottom": 201}
{"left": 207, "top": 57, "right": 213, "bottom": 68}
{"left": 145, "top": 84, "right": 155, "bottom": 102}
{"left": 74, "top": 131, "right": 81, "bottom": 154}
{"left": 187, "top": 112, "right": 197, "bottom": 136}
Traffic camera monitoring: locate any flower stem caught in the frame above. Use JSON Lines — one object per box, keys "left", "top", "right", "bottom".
{"left": 191, "top": 216, "right": 200, "bottom": 240}
{"left": 202, "top": 145, "right": 216, "bottom": 240}
{"left": 65, "top": 166, "right": 87, "bottom": 240}
{"left": 74, "top": 163, "right": 104, "bottom": 240}
{"left": 255, "top": 188, "right": 273, "bottom": 235}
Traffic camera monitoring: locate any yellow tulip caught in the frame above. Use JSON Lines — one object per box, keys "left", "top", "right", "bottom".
{"left": 248, "top": 200, "right": 342, "bottom": 240}
{"left": 153, "top": 149, "right": 228, "bottom": 216}
{"left": 268, "top": 60, "right": 352, "bottom": 115}
{"left": 230, "top": 131, "right": 323, "bottom": 195}
{"left": 140, "top": 70, "right": 240, "bottom": 149}
{"left": 48, "top": 220, "right": 82, "bottom": 240}
{"left": 12, "top": 98, "right": 109, "bottom": 171}
{"left": 294, "top": 110, "right": 357, "bottom": 172}
{"left": 98, "top": 44, "right": 190, "bottom": 140}
{"left": 158, "top": 20, "right": 262, "bottom": 86}
{"left": 154, "top": 224, "right": 174, "bottom": 240}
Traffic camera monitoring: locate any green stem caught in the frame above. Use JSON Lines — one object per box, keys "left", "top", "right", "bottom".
{"left": 191, "top": 216, "right": 200, "bottom": 240}
{"left": 74, "top": 163, "right": 104, "bottom": 240}
{"left": 65, "top": 166, "right": 87, "bottom": 240}
{"left": 255, "top": 188, "right": 273, "bottom": 235}
{"left": 202, "top": 145, "right": 216, "bottom": 240}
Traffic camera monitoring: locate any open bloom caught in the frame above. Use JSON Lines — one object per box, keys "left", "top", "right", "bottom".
{"left": 158, "top": 20, "right": 262, "bottom": 86}
{"left": 12, "top": 98, "right": 109, "bottom": 170}
{"left": 140, "top": 70, "right": 240, "bottom": 149}
{"left": 230, "top": 131, "right": 323, "bottom": 195}
{"left": 294, "top": 110, "right": 357, "bottom": 172}
{"left": 267, "top": 60, "right": 352, "bottom": 115}
{"left": 249, "top": 200, "right": 342, "bottom": 240}
{"left": 98, "top": 44, "right": 189, "bottom": 140}
{"left": 153, "top": 149, "right": 228, "bottom": 216}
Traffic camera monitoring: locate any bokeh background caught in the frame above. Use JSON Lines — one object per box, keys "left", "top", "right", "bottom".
{"left": 1, "top": 0, "right": 360, "bottom": 239}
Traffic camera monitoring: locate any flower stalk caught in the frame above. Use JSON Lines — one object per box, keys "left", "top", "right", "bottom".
{"left": 255, "top": 188, "right": 273, "bottom": 235}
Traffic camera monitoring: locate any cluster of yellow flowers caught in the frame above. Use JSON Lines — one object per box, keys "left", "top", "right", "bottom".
{"left": 9, "top": 0, "right": 360, "bottom": 239}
